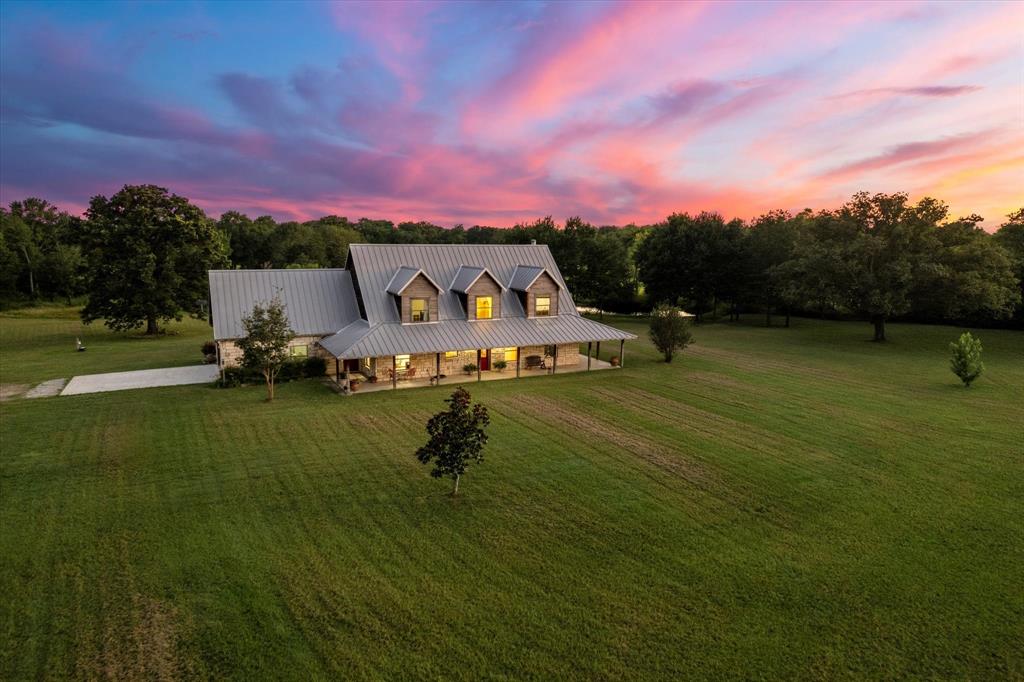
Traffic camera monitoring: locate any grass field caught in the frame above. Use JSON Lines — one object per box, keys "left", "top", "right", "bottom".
{"left": 0, "top": 305, "right": 211, "bottom": 388}
{"left": 1, "top": 309, "right": 1022, "bottom": 679}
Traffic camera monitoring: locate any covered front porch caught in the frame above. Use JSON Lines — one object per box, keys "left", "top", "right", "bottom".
{"left": 328, "top": 340, "right": 624, "bottom": 395}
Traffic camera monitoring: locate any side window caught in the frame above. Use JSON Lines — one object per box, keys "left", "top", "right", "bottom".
{"left": 410, "top": 297, "right": 429, "bottom": 322}
{"left": 535, "top": 295, "right": 551, "bottom": 316}
{"left": 289, "top": 344, "right": 309, "bottom": 358}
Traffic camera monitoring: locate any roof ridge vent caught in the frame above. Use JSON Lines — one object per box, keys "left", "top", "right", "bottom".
{"left": 530, "top": 239, "right": 537, "bottom": 245}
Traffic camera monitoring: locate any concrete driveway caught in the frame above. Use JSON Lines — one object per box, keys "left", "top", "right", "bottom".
{"left": 61, "top": 365, "right": 219, "bottom": 396}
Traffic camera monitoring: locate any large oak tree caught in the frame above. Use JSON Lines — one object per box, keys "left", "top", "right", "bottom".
{"left": 81, "top": 184, "right": 228, "bottom": 334}
{"left": 636, "top": 211, "right": 745, "bottom": 321}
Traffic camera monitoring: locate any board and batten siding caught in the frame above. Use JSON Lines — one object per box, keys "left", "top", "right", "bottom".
{"left": 399, "top": 273, "right": 439, "bottom": 323}
{"left": 467, "top": 273, "right": 502, "bottom": 320}
{"left": 527, "top": 272, "right": 559, "bottom": 317}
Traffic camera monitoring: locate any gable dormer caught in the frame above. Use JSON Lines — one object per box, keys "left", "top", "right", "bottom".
{"left": 385, "top": 266, "right": 441, "bottom": 323}
{"left": 509, "top": 265, "right": 560, "bottom": 317}
{"left": 450, "top": 265, "right": 503, "bottom": 320}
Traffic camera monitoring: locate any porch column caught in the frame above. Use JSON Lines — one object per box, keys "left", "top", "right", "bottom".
{"left": 335, "top": 358, "right": 340, "bottom": 382}
{"left": 595, "top": 341, "right": 600, "bottom": 364}
{"left": 436, "top": 352, "right": 441, "bottom": 384}
{"left": 587, "top": 342, "right": 592, "bottom": 370}
{"left": 392, "top": 355, "right": 397, "bottom": 389}
{"left": 515, "top": 346, "right": 521, "bottom": 378}
{"left": 619, "top": 339, "right": 625, "bottom": 368}
{"left": 476, "top": 349, "right": 481, "bottom": 382}
{"left": 552, "top": 345, "right": 558, "bottom": 374}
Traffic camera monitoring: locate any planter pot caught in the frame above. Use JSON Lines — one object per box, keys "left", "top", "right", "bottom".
{"left": 610, "top": 356, "right": 620, "bottom": 367}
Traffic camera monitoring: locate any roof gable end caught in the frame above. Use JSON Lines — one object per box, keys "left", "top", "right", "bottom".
{"left": 509, "top": 264, "right": 560, "bottom": 292}
{"left": 449, "top": 265, "right": 505, "bottom": 294}
{"left": 385, "top": 266, "right": 442, "bottom": 295}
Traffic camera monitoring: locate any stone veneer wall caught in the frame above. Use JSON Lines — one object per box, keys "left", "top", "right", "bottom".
{"left": 219, "top": 339, "right": 586, "bottom": 376}
{"left": 217, "top": 335, "right": 328, "bottom": 368}
{"left": 360, "top": 342, "right": 582, "bottom": 380}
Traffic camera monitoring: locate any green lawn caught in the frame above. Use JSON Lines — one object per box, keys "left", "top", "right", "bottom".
{"left": 1, "top": 311, "right": 1022, "bottom": 679}
{"left": 0, "top": 305, "right": 212, "bottom": 387}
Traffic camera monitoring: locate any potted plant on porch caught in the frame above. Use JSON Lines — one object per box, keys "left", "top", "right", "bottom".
{"left": 494, "top": 360, "right": 507, "bottom": 372}
{"left": 463, "top": 363, "right": 477, "bottom": 375}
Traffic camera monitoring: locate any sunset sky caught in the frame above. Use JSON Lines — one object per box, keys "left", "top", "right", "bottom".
{"left": 1, "top": 0, "right": 1021, "bottom": 228}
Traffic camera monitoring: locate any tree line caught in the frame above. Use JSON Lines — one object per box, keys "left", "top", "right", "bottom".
{"left": 1, "top": 184, "right": 1021, "bottom": 338}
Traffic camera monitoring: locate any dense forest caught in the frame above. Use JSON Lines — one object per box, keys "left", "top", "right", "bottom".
{"left": 2, "top": 185, "right": 1022, "bottom": 338}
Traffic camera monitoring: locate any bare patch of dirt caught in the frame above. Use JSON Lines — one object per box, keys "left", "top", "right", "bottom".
{"left": 682, "top": 370, "right": 746, "bottom": 390}
{"left": 589, "top": 385, "right": 840, "bottom": 468}
{"left": 351, "top": 413, "right": 390, "bottom": 431}
{"left": 688, "top": 345, "right": 858, "bottom": 386}
{"left": 0, "top": 383, "right": 29, "bottom": 401}
{"left": 126, "top": 594, "right": 185, "bottom": 681}
{"left": 502, "top": 394, "right": 714, "bottom": 487}
{"left": 78, "top": 592, "right": 191, "bottom": 682}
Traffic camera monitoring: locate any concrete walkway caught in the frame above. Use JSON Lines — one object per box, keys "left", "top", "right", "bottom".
{"left": 61, "top": 365, "right": 219, "bottom": 396}
{"left": 25, "top": 378, "right": 67, "bottom": 399}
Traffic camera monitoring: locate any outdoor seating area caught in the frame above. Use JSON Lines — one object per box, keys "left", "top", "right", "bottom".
{"left": 339, "top": 354, "right": 614, "bottom": 394}
{"left": 388, "top": 366, "right": 419, "bottom": 381}
{"left": 524, "top": 355, "right": 546, "bottom": 370}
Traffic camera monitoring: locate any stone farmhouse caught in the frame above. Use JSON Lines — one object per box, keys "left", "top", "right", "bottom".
{"left": 208, "top": 243, "right": 635, "bottom": 390}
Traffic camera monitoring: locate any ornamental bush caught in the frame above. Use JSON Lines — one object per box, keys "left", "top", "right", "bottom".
{"left": 216, "top": 359, "right": 323, "bottom": 388}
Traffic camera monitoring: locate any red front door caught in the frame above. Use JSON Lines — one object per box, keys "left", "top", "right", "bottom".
{"left": 479, "top": 349, "right": 490, "bottom": 371}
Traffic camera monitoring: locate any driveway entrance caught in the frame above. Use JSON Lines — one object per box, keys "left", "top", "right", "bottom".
{"left": 61, "top": 365, "right": 219, "bottom": 396}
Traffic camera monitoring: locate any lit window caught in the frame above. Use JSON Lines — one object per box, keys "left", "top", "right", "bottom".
{"left": 410, "top": 298, "right": 429, "bottom": 322}
{"left": 475, "top": 296, "right": 492, "bottom": 319}
{"left": 535, "top": 295, "right": 551, "bottom": 316}
{"left": 445, "top": 351, "right": 458, "bottom": 359}
{"left": 289, "top": 344, "right": 308, "bottom": 358}
{"left": 502, "top": 347, "right": 517, "bottom": 362}
{"left": 395, "top": 354, "right": 410, "bottom": 369}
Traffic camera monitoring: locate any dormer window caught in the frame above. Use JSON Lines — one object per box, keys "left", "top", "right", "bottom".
{"left": 509, "top": 264, "right": 561, "bottom": 318}
{"left": 451, "top": 265, "right": 503, "bottom": 320}
{"left": 386, "top": 266, "right": 441, "bottom": 324}
{"left": 476, "top": 296, "right": 493, "bottom": 319}
{"left": 411, "top": 298, "right": 429, "bottom": 322}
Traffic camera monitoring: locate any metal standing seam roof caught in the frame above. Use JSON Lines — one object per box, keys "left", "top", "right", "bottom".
{"left": 208, "top": 269, "right": 360, "bottom": 340}
{"left": 385, "top": 266, "right": 442, "bottom": 295}
{"left": 508, "top": 264, "right": 554, "bottom": 291}
{"left": 319, "top": 315, "right": 636, "bottom": 359}
{"left": 316, "top": 243, "right": 634, "bottom": 359}
{"left": 209, "top": 244, "right": 636, "bottom": 358}
{"left": 449, "top": 265, "right": 504, "bottom": 293}
{"left": 347, "top": 243, "right": 577, "bottom": 325}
